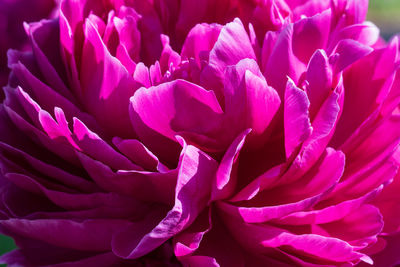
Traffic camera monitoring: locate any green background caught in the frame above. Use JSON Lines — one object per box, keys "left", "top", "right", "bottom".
{"left": 0, "top": 0, "right": 399, "bottom": 266}
{"left": 0, "top": 235, "right": 15, "bottom": 266}
{"left": 368, "top": 0, "right": 400, "bottom": 40}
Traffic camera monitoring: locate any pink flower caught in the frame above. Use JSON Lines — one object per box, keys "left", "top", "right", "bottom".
{"left": 1, "top": 0, "right": 400, "bottom": 266}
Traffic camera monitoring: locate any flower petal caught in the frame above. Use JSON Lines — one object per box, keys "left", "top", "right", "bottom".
{"left": 130, "top": 79, "right": 224, "bottom": 159}
{"left": 112, "top": 138, "right": 217, "bottom": 258}
{"left": 80, "top": 18, "right": 137, "bottom": 137}
{"left": 284, "top": 79, "right": 312, "bottom": 159}
{"left": 209, "top": 18, "right": 256, "bottom": 73}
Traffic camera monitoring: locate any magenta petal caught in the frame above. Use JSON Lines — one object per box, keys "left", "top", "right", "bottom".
{"left": 278, "top": 187, "right": 382, "bottom": 226}
{"left": 71, "top": 118, "right": 137, "bottom": 170}
{"left": 134, "top": 5, "right": 164, "bottom": 66}
{"left": 26, "top": 19, "right": 72, "bottom": 100}
{"left": 175, "top": 0, "right": 210, "bottom": 39}
{"left": 296, "top": 86, "right": 342, "bottom": 171}
{"left": 130, "top": 79, "right": 223, "bottom": 156}
{"left": 209, "top": 18, "right": 256, "bottom": 73}
{"left": 224, "top": 59, "right": 281, "bottom": 139}
{"left": 112, "top": 139, "right": 217, "bottom": 258}
{"left": 230, "top": 164, "right": 283, "bottom": 202}
{"left": 381, "top": 38, "right": 400, "bottom": 116}
{"left": 261, "top": 31, "right": 278, "bottom": 72}
{"left": 335, "top": 0, "right": 368, "bottom": 25}
{"left": 2, "top": 0, "right": 400, "bottom": 266}
{"left": 149, "top": 61, "right": 162, "bottom": 85}
{"left": 264, "top": 23, "right": 306, "bottom": 96}
{"left": 113, "top": 31, "right": 138, "bottom": 74}
{"left": 159, "top": 34, "right": 181, "bottom": 73}
{"left": 0, "top": 141, "right": 97, "bottom": 193}
{"left": 332, "top": 40, "right": 399, "bottom": 148}
{"left": 262, "top": 233, "right": 368, "bottom": 264}
{"left": 76, "top": 151, "right": 176, "bottom": 204}
{"left": 38, "top": 108, "right": 79, "bottom": 152}
{"left": 0, "top": 246, "right": 114, "bottom": 267}
{"left": 80, "top": 18, "right": 136, "bottom": 137}
{"left": 133, "top": 62, "right": 151, "bottom": 87}
{"left": 278, "top": 147, "right": 344, "bottom": 199}
{"left": 177, "top": 208, "right": 246, "bottom": 267}
{"left": 320, "top": 204, "right": 383, "bottom": 248}
{"left": 291, "top": 1, "right": 330, "bottom": 21}
{"left": 331, "top": 39, "right": 373, "bottom": 73}
{"left": 211, "top": 129, "right": 250, "bottom": 201}
{"left": 305, "top": 50, "right": 333, "bottom": 118}
{"left": 336, "top": 22, "right": 380, "bottom": 47}
{"left": 219, "top": 210, "right": 369, "bottom": 264}
{"left": 181, "top": 23, "right": 222, "bottom": 66}
{"left": 362, "top": 233, "right": 400, "bottom": 267}
{"left": 373, "top": 167, "right": 400, "bottom": 234}
{"left": 331, "top": 155, "right": 398, "bottom": 202}
{"left": 3, "top": 104, "right": 79, "bottom": 165}
{"left": 45, "top": 252, "right": 124, "bottom": 267}
{"left": 3, "top": 172, "right": 141, "bottom": 212}
{"left": 59, "top": 0, "right": 87, "bottom": 101}
{"left": 12, "top": 87, "right": 43, "bottom": 129}
{"left": 249, "top": 0, "right": 288, "bottom": 41}
{"left": 173, "top": 208, "right": 211, "bottom": 257}
{"left": 0, "top": 218, "right": 132, "bottom": 251}
{"left": 8, "top": 53, "right": 98, "bottom": 131}
{"left": 59, "top": 0, "right": 86, "bottom": 42}
{"left": 113, "top": 9, "right": 141, "bottom": 62}
{"left": 343, "top": 115, "right": 400, "bottom": 176}
{"left": 292, "top": 10, "right": 331, "bottom": 63}
{"left": 178, "top": 256, "right": 219, "bottom": 267}
{"left": 218, "top": 193, "right": 322, "bottom": 224}
{"left": 112, "top": 137, "right": 167, "bottom": 172}
{"left": 243, "top": 69, "right": 281, "bottom": 136}
{"left": 284, "top": 79, "right": 312, "bottom": 159}
{"left": 221, "top": 148, "right": 344, "bottom": 224}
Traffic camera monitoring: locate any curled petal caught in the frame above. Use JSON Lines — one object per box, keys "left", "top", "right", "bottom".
{"left": 112, "top": 138, "right": 218, "bottom": 259}
{"left": 284, "top": 79, "right": 312, "bottom": 159}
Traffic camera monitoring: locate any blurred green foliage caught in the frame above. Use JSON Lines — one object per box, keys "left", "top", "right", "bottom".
{"left": 370, "top": 0, "right": 400, "bottom": 9}
{"left": 368, "top": 0, "right": 400, "bottom": 39}
{"left": 0, "top": 235, "right": 15, "bottom": 266}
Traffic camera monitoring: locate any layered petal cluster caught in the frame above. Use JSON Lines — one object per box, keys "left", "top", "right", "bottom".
{"left": 0, "top": 0, "right": 58, "bottom": 88}
{"left": 1, "top": 0, "right": 400, "bottom": 266}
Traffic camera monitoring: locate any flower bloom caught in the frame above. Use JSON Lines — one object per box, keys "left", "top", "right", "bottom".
{"left": 0, "top": 0, "right": 58, "bottom": 88}
{"left": 1, "top": 0, "right": 400, "bottom": 266}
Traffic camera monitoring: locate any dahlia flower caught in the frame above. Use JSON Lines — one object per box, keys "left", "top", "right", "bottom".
{"left": 1, "top": 0, "right": 400, "bottom": 266}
